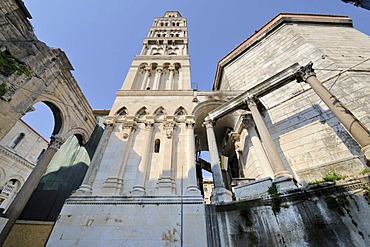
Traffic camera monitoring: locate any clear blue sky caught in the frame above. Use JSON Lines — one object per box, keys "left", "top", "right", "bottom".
{"left": 21, "top": 0, "right": 370, "bottom": 139}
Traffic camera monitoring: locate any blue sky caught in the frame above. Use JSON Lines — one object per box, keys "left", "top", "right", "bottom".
{"left": 21, "top": 0, "right": 370, "bottom": 139}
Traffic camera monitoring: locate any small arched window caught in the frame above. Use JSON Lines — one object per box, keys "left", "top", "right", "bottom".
{"left": 9, "top": 133, "right": 25, "bottom": 149}
{"left": 154, "top": 139, "right": 160, "bottom": 153}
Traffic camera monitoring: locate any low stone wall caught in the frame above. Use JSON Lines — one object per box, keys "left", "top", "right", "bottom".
{"left": 208, "top": 175, "right": 370, "bottom": 247}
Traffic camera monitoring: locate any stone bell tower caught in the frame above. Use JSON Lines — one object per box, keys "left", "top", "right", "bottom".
{"left": 47, "top": 11, "right": 208, "bottom": 246}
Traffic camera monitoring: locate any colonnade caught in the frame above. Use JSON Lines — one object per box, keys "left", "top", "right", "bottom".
{"left": 203, "top": 61, "right": 370, "bottom": 203}
{"left": 138, "top": 63, "right": 182, "bottom": 90}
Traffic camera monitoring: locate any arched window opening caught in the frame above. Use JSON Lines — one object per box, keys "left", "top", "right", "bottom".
{"left": 154, "top": 139, "right": 160, "bottom": 153}
{"left": 9, "top": 133, "right": 25, "bottom": 149}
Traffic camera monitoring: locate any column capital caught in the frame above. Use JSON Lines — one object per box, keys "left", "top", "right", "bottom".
{"left": 185, "top": 116, "right": 195, "bottom": 129}
{"left": 156, "top": 66, "right": 163, "bottom": 73}
{"left": 121, "top": 119, "right": 138, "bottom": 131}
{"left": 48, "top": 136, "right": 64, "bottom": 150}
{"left": 295, "top": 61, "right": 316, "bottom": 83}
{"left": 203, "top": 117, "right": 214, "bottom": 129}
{"left": 104, "top": 116, "right": 116, "bottom": 128}
{"left": 245, "top": 96, "right": 258, "bottom": 108}
{"left": 163, "top": 120, "right": 176, "bottom": 138}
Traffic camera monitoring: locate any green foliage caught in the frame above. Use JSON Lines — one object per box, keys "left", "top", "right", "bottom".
{"left": 360, "top": 169, "right": 370, "bottom": 175}
{"left": 308, "top": 171, "right": 347, "bottom": 185}
{"left": 322, "top": 172, "right": 347, "bottom": 183}
{"left": 0, "top": 51, "right": 32, "bottom": 77}
{"left": 0, "top": 83, "right": 7, "bottom": 96}
{"left": 231, "top": 221, "right": 245, "bottom": 235}
{"left": 237, "top": 202, "right": 253, "bottom": 227}
{"left": 324, "top": 195, "right": 348, "bottom": 216}
{"left": 248, "top": 232, "right": 258, "bottom": 246}
{"left": 268, "top": 184, "right": 282, "bottom": 215}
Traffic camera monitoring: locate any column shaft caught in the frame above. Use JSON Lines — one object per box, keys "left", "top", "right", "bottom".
{"left": 185, "top": 118, "right": 200, "bottom": 194}
{"left": 152, "top": 68, "right": 162, "bottom": 90}
{"left": 248, "top": 125, "right": 274, "bottom": 178}
{"left": 140, "top": 67, "right": 150, "bottom": 90}
{"left": 203, "top": 119, "right": 224, "bottom": 188}
{"left": 247, "top": 98, "right": 291, "bottom": 178}
{"left": 0, "top": 137, "right": 63, "bottom": 245}
{"left": 296, "top": 62, "right": 370, "bottom": 162}
{"left": 167, "top": 67, "right": 174, "bottom": 90}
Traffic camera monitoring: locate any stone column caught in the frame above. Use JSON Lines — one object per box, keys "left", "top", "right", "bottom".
{"left": 76, "top": 117, "right": 115, "bottom": 195}
{"left": 178, "top": 68, "right": 183, "bottom": 90}
{"left": 185, "top": 116, "right": 200, "bottom": 195}
{"left": 296, "top": 62, "right": 370, "bottom": 162}
{"left": 242, "top": 114, "right": 274, "bottom": 178}
{"left": 157, "top": 118, "right": 176, "bottom": 194}
{"left": 166, "top": 66, "right": 174, "bottom": 90}
{"left": 101, "top": 117, "right": 137, "bottom": 195}
{"left": 140, "top": 66, "right": 151, "bottom": 90}
{"left": 152, "top": 66, "right": 162, "bottom": 90}
{"left": 203, "top": 117, "right": 232, "bottom": 203}
{"left": 246, "top": 97, "right": 292, "bottom": 178}
{"left": 131, "top": 117, "right": 154, "bottom": 195}
{"left": 0, "top": 136, "right": 64, "bottom": 245}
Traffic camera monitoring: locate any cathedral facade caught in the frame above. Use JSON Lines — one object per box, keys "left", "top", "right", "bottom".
{"left": 1, "top": 3, "right": 370, "bottom": 246}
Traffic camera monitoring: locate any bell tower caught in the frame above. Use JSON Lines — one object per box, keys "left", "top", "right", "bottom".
{"left": 48, "top": 11, "right": 208, "bottom": 246}
{"left": 122, "top": 11, "right": 191, "bottom": 91}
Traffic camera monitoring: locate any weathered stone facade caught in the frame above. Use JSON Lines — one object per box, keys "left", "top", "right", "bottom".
{"left": 0, "top": 120, "right": 48, "bottom": 211}
{"left": 0, "top": 2, "right": 370, "bottom": 246}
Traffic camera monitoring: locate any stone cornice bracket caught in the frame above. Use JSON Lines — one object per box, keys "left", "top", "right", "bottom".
{"left": 48, "top": 136, "right": 65, "bottom": 150}
{"left": 295, "top": 61, "right": 316, "bottom": 83}
{"left": 163, "top": 120, "right": 176, "bottom": 138}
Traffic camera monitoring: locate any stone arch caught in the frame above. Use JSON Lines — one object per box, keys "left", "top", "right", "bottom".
{"left": 174, "top": 106, "right": 187, "bottom": 122}
{"left": 153, "top": 107, "right": 167, "bottom": 122}
{"left": 135, "top": 107, "right": 149, "bottom": 120}
{"left": 115, "top": 106, "right": 128, "bottom": 118}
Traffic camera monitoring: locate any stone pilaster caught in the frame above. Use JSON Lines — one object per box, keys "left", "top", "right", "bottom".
{"left": 101, "top": 116, "right": 137, "bottom": 195}
{"left": 75, "top": 117, "right": 116, "bottom": 195}
{"left": 157, "top": 117, "right": 176, "bottom": 195}
{"left": 295, "top": 62, "right": 370, "bottom": 164}
{"left": 131, "top": 117, "right": 154, "bottom": 195}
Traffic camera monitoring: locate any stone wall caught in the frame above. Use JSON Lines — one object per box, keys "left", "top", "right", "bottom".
{"left": 208, "top": 176, "right": 370, "bottom": 247}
